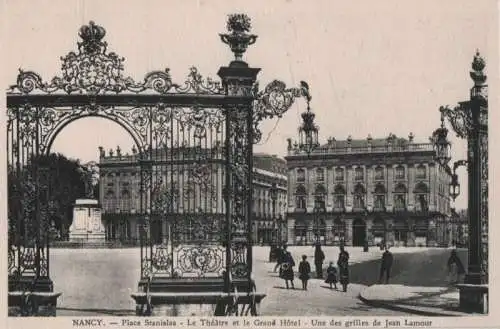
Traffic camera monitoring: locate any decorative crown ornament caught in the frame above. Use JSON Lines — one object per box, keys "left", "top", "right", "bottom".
{"left": 470, "top": 50, "right": 487, "bottom": 86}
{"left": 78, "top": 21, "right": 107, "bottom": 54}
{"left": 220, "top": 14, "right": 258, "bottom": 62}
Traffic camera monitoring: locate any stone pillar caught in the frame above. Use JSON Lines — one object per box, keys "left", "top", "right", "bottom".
{"left": 386, "top": 218, "right": 395, "bottom": 246}
{"left": 387, "top": 165, "right": 394, "bottom": 211}
{"left": 366, "top": 216, "right": 374, "bottom": 246}
{"left": 344, "top": 218, "right": 353, "bottom": 246}
{"left": 366, "top": 165, "right": 374, "bottom": 209}
{"left": 287, "top": 218, "right": 295, "bottom": 245}
{"left": 345, "top": 166, "right": 354, "bottom": 212}
{"left": 429, "top": 164, "right": 437, "bottom": 212}
{"left": 325, "top": 218, "right": 333, "bottom": 245}
{"left": 406, "top": 218, "right": 416, "bottom": 247}
{"left": 408, "top": 164, "right": 415, "bottom": 210}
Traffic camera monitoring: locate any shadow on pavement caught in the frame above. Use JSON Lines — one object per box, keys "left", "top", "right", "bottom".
{"left": 348, "top": 249, "right": 467, "bottom": 287}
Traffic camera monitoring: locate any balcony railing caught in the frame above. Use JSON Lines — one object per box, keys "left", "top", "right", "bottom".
{"left": 287, "top": 142, "right": 435, "bottom": 156}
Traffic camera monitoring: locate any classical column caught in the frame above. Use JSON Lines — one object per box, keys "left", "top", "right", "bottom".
{"left": 287, "top": 218, "right": 295, "bottom": 245}
{"left": 325, "top": 218, "right": 333, "bottom": 245}
{"left": 406, "top": 218, "right": 416, "bottom": 247}
{"left": 344, "top": 218, "right": 353, "bottom": 246}
{"left": 365, "top": 216, "right": 373, "bottom": 246}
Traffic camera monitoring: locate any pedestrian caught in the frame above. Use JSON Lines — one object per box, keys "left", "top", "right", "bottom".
{"left": 378, "top": 245, "right": 393, "bottom": 284}
{"left": 337, "top": 245, "right": 350, "bottom": 292}
{"left": 273, "top": 245, "right": 284, "bottom": 273}
{"left": 447, "top": 249, "right": 465, "bottom": 284}
{"left": 298, "top": 255, "right": 311, "bottom": 290}
{"left": 314, "top": 243, "right": 325, "bottom": 279}
{"left": 324, "top": 261, "right": 338, "bottom": 289}
{"left": 280, "top": 245, "right": 295, "bottom": 289}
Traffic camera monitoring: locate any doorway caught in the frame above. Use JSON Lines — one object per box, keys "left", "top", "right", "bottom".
{"left": 352, "top": 218, "right": 367, "bottom": 246}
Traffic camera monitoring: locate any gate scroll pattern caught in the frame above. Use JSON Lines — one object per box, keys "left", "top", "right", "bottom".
{"left": 7, "top": 15, "right": 311, "bottom": 288}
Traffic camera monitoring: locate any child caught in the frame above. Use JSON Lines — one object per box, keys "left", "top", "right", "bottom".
{"left": 298, "top": 254, "right": 311, "bottom": 291}
{"left": 325, "top": 261, "right": 338, "bottom": 289}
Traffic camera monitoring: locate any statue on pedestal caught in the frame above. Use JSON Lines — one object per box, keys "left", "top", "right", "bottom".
{"left": 78, "top": 162, "right": 99, "bottom": 199}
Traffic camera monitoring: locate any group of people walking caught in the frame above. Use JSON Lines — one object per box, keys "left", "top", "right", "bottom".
{"left": 274, "top": 244, "right": 350, "bottom": 292}
{"left": 273, "top": 244, "right": 466, "bottom": 292}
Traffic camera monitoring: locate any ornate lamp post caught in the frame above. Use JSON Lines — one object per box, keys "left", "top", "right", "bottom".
{"left": 268, "top": 182, "right": 278, "bottom": 262}
{"left": 434, "top": 51, "right": 488, "bottom": 313}
{"left": 298, "top": 97, "right": 319, "bottom": 156}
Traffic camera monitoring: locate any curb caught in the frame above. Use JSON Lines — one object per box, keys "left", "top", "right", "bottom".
{"left": 357, "top": 292, "right": 461, "bottom": 317}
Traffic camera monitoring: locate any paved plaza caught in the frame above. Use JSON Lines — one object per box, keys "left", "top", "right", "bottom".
{"left": 47, "top": 245, "right": 460, "bottom": 316}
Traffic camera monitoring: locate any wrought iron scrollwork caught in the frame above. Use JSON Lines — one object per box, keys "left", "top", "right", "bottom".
{"left": 252, "top": 80, "right": 311, "bottom": 144}
{"left": 8, "top": 21, "right": 224, "bottom": 96}
{"left": 173, "top": 245, "right": 225, "bottom": 277}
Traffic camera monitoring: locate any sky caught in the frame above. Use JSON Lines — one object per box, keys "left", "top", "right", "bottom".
{"left": 1, "top": 0, "right": 498, "bottom": 211}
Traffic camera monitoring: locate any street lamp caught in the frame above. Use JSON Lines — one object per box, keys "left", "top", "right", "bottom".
{"left": 298, "top": 98, "right": 319, "bottom": 156}
{"left": 448, "top": 160, "right": 467, "bottom": 201}
{"left": 433, "top": 50, "right": 488, "bottom": 313}
{"left": 432, "top": 113, "right": 452, "bottom": 168}
{"left": 268, "top": 182, "right": 278, "bottom": 262}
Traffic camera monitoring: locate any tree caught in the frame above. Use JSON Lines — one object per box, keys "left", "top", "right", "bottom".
{"left": 8, "top": 153, "right": 91, "bottom": 242}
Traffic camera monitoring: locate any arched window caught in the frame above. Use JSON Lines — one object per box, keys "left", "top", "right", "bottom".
{"left": 295, "top": 185, "right": 307, "bottom": 210}
{"left": 395, "top": 165, "right": 405, "bottom": 180}
{"left": 314, "top": 184, "right": 326, "bottom": 209}
{"left": 355, "top": 167, "right": 364, "bottom": 181}
{"left": 297, "top": 168, "right": 305, "bottom": 183}
{"left": 414, "top": 182, "right": 429, "bottom": 211}
{"left": 416, "top": 164, "right": 427, "bottom": 179}
{"left": 393, "top": 183, "right": 407, "bottom": 210}
{"left": 335, "top": 167, "right": 344, "bottom": 181}
{"left": 373, "top": 184, "right": 386, "bottom": 211}
{"left": 374, "top": 166, "right": 384, "bottom": 181}
{"left": 316, "top": 168, "right": 325, "bottom": 182}
{"left": 353, "top": 183, "right": 366, "bottom": 210}
{"left": 333, "top": 185, "right": 346, "bottom": 210}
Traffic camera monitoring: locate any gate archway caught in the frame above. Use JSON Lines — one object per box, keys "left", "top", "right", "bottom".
{"left": 7, "top": 16, "right": 311, "bottom": 316}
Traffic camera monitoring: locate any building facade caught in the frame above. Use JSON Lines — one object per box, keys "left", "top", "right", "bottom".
{"left": 97, "top": 147, "right": 287, "bottom": 245}
{"left": 285, "top": 132, "right": 453, "bottom": 247}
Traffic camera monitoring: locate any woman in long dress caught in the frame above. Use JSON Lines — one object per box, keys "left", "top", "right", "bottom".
{"left": 280, "top": 245, "right": 295, "bottom": 289}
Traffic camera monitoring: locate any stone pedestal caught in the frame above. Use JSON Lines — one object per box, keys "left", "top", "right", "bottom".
{"left": 69, "top": 199, "right": 105, "bottom": 242}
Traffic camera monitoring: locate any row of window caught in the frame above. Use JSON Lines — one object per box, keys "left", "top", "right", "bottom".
{"left": 295, "top": 182, "right": 428, "bottom": 196}
{"left": 296, "top": 165, "right": 428, "bottom": 183}
{"left": 295, "top": 193, "right": 429, "bottom": 211}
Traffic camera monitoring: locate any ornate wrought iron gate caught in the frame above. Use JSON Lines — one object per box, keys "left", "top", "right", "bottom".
{"left": 7, "top": 15, "right": 309, "bottom": 313}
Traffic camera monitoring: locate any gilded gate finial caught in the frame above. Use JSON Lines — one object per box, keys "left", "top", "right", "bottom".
{"left": 220, "top": 14, "right": 258, "bottom": 62}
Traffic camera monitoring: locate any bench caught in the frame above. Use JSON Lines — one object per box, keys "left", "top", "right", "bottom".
{"left": 8, "top": 291, "right": 62, "bottom": 316}
{"left": 456, "top": 283, "right": 488, "bottom": 314}
{"left": 131, "top": 277, "right": 266, "bottom": 316}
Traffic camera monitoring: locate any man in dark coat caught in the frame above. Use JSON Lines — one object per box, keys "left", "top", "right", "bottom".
{"left": 379, "top": 245, "right": 393, "bottom": 284}
{"left": 337, "top": 245, "right": 350, "bottom": 292}
{"left": 314, "top": 243, "right": 325, "bottom": 278}
{"left": 273, "top": 246, "right": 284, "bottom": 273}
